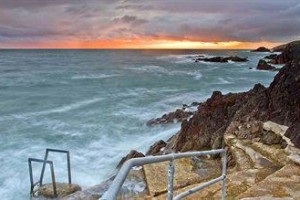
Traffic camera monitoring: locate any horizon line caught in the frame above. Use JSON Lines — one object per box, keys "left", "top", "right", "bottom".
{"left": 0, "top": 48, "right": 254, "bottom": 50}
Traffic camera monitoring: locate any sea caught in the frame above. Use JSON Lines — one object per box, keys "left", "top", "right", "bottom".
{"left": 0, "top": 49, "right": 279, "bottom": 199}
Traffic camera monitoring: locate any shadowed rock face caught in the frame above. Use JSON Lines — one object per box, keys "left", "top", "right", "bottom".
{"left": 146, "top": 140, "right": 166, "bottom": 155}
{"left": 117, "top": 150, "right": 145, "bottom": 168}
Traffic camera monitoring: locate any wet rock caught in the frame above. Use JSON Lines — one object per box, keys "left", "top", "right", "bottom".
{"left": 39, "top": 183, "right": 81, "bottom": 198}
{"left": 251, "top": 47, "right": 271, "bottom": 52}
{"left": 256, "top": 59, "right": 277, "bottom": 71}
{"left": 146, "top": 140, "right": 167, "bottom": 155}
{"left": 226, "top": 56, "right": 248, "bottom": 62}
{"left": 264, "top": 54, "right": 278, "bottom": 60}
{"left": 117, "top": 150, "right": 145, "bottom": 168}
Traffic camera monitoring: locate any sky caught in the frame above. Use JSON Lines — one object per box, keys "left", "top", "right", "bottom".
{"left": 0, "top": 0, "right": 300, "bottom": 49}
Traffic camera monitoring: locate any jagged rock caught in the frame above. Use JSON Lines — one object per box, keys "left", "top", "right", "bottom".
{"left": 39, "top": 183, "right": 81, "bottom": 198}
{"left": 195, "top": 56, "right": 248, "bottom": 63}
{"left": 146, "top": 109, "right": 193, "bottom": 126}
{"left": 272, "top": 40, "right": 300, "bottom": 52}
{"left": 256, "top": 59, "right": 277, "bottom": 71}
{"left": 270, "top": 41, "right": 300, "bottom": 64}
{"left": 251, "top": 47, "right": 271, "bottom": 52}
{"left": 117, "top": 150, "right": 145, "bottom": 168}
{"left": 146, "top": 140, "right": 166, "bottom": 155}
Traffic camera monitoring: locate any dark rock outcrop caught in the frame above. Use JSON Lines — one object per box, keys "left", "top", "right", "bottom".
{"left": 117, "top": 150, "right": 145, "bottom": 168}
{"left": 164, "top": 85, "right": 266, "bottom": 152}
{"left": 195, "top": 56, "right": 248, "bottom": 63}
{"left": 251, "top": 47, "right": 271, "bottom": 52}
{"left": 256, "top": 59, "right": 277, "bottom": 71}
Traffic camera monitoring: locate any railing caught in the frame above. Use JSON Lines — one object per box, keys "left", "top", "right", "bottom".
{"left": 100, "top": 149, "right": 226, "bottom": 200}
{"left": 28, "top": 148, "right": 72, "bottom": 197}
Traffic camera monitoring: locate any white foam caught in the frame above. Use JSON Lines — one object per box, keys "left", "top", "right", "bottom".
{"left": 157, "top": 54, "right": 208, "bottom": 64}
{"left": 128, "top": 65, "right": 202, "bottom": 80}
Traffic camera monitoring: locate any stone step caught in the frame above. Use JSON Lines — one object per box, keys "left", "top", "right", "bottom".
{"left": 237, "top": 164, "right": 300, "bottom": 199}
{"left": 226, "top": 134, "right": 277, "bottom": 170}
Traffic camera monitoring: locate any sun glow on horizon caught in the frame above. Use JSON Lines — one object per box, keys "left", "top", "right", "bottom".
{"left": 0, "top": 38, "right": 280, "bottom": 50}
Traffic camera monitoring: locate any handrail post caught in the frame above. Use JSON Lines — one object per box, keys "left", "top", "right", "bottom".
{"left": 167, "top": 158, "right": 175, "bottom": 200}
{"left": 67, "top": 151, "right": 72, "bottom": 184}
{"left": 39, "top": 150, "right": 49, "bottom": 186}
{"left": 28, "top": 159, "right": 34, "bottom": 194}
{"left": 50, "top": 162, "right": 57, "bottom": 197}
{"left": 221, "top": 151, "right": 227, "bottom": 200}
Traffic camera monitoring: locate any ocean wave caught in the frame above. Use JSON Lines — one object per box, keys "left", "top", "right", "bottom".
{"left": 0, "top": 97, "right": 103, "bottom": 121}
{"left": 217, "top": 77, "right": 232, "bottom": 84}
{"left": 71, "top": 74, "right": 119, "bottom": 80}
{"left": 129, "top": 65, "right": 203, "bottom": 80}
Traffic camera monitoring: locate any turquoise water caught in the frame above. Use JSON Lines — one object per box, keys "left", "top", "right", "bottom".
{"left": 0, "top": 50, "right": 277, "bottom": 199}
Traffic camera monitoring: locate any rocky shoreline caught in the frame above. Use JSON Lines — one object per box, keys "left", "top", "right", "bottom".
{"left": 62, "top": 41, "right": 300, "bottom": 199}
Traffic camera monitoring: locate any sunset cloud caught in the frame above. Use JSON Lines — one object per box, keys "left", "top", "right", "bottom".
{"left": 0, "top": 0, "right": 299, "bottom": 48}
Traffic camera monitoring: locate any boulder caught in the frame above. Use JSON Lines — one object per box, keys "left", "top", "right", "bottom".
{"left": 256, "top": 59, "right": 277, "bottom": 71}
{"left": 251, "top": 47, "right": 271, "bottom": 52}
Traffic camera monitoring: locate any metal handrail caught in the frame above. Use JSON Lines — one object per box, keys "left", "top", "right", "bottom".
{"left": 40, "top": 148, "right": 72, "bottom": 185}
{"left": 100, "top": 149, "right": 226, "bottom": 200}
{"left": 28, "top": 158, "right": 57, "bottom": 197}
{"left": 28, "top": 148, "right": 72, "bottom": 197}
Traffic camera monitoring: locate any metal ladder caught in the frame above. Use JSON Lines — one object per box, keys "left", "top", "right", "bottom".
{"left": 28, "top": 148, "right": 72, "bottom": 197}
{"left": 101, "top": 149, "right": 227, "bottom": 200}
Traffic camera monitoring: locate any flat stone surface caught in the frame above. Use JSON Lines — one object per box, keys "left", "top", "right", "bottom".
{"left": 143, "top": 157, "right": 219, "bottom": 197}
{"left": 237, "top": 164, "right": 300, "bottom": 199}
